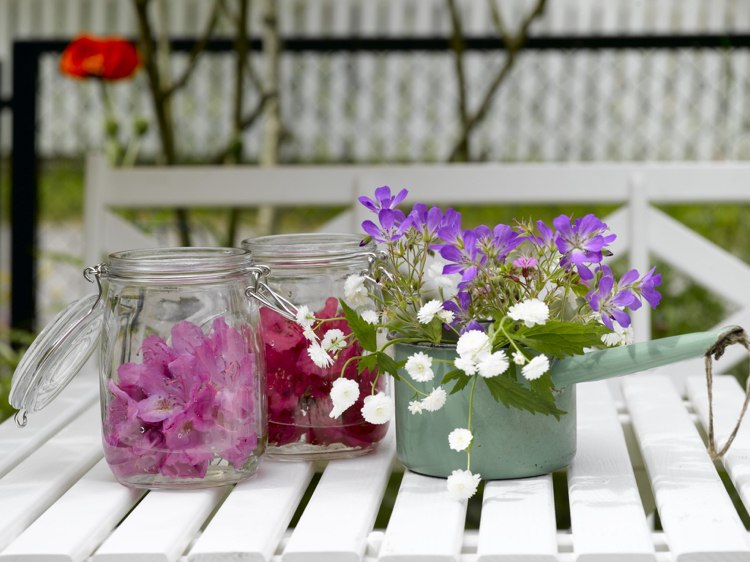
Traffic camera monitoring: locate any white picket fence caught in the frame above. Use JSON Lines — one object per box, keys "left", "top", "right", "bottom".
{"left": 2, "top": 0, "right": 750, "bottom": 161}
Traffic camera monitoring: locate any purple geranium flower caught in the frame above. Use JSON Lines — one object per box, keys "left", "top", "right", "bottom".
{"left": 638, "top": 267, "right": 663, "bottom": 308}
{"left": 362, "top": 208, "right": 408, "bottom": 243}
{"left": 553, "top": 214, "right": 616, "bottom": 280}
{"left": 443, "top": 291, "right": 484, "bottom": 333}
{"left": 440, "top": 229, "right": 486, "bottom": 286}
{"left": 358, "top": 185, "right": 408, "bottom": 213}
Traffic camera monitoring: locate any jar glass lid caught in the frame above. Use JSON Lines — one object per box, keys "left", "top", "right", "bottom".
{"left": 10, "top": 293, "right": 104, "bottom": 424}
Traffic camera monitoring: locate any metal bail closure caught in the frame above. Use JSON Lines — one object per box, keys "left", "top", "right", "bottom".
{"left": 245, "top": 265, "right": 299, "bottom": 322}
{"left": 9, "top": 264, "right": 107, "bottom": 424}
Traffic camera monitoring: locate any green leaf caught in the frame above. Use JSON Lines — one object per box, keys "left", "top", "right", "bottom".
{"left": 338, "top": 299, "right": 378, "bottom": 352}
{"left": 375, "top": 351, "right": 402, "bottom": 378}
{"left": 448, "top": 373, "right": 473, "bottom": 395}
{"left": 482, "top": 372, "right": 565, "bottom": 419}
{"left": 440, "top": 368, "right": 472, "bottom": 395}
{"left": 356, "top": 353, "right": 378, "bottom": 375}
{"left": 514, "top": 320, "right": 607, "bottom": 358}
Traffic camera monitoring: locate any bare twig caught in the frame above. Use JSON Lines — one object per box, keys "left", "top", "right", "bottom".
{"left": 446, "top": 0, "right": 469, "bottom": 161}
{"left": 260, "top": 0, "right": 282, "bottom": 167}
{"left": 133, "top": 0, "right": 191, "bottom": 245}
{"left": 447, "top": 0, "right": 547, "bottom": 161}
{"left": 224, "top": 0, "right": 250, "bottom": 246}
{"left": 217, "top": 0, "right": 265, "bottom": 92}
{"left": 211, "top": 93, "right": 273, "bottom": 164}
{"left": 161, "top": 0, "right": 224, "bottom": 100}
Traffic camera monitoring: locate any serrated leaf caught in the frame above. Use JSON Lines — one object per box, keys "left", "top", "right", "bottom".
{"left": 447, "top": 373, "right": 473, "bottom": 395}
{"left": 515, "top": 320, "right": 606, "bottom": 358}
{"left": 338, "top": 298, "right": 378, "bottom": 352}
{"left": 376, "top": 351, "right": 401, "bottom": 377}
{"left": 440, "top": 368, "right": 463, "bottom": 385}
{"left": 482, "top": 373, "right": 565, "bottom": 419}
{"left": 438, "top": 368, "right": 472, "bottom": 395}
{"left": 356, "top": 353, "right": 378, "bottom": 374}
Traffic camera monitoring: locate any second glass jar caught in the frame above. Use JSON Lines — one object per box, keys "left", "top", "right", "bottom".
{"left": 243, "top": 233, "right": 389, "bottom": 460}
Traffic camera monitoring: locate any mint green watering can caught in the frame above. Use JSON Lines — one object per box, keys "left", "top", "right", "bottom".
{"left": 393, "top": 327, "right": 736, "bottom": 479}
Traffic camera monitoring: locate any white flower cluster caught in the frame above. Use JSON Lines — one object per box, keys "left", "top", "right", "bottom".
{"left": 446, "top": 469, "right": 481, "bottom": 500}
{"left": 344, "top": 274, "right": 371, "bottom": 309}
{"left": 417, "top": 300, "right": 455, "bottom": 325}
{"left": 454, "top": 331, "right": 509, "bottom": 378}
{"left": 408, "top": 387, "right": 447, "bottom": 414}
{"left": 508, "top": 298, "right": 549, "bottom": 327}
{"left": 328, "top": 378, "right": 393, "bottom": 425}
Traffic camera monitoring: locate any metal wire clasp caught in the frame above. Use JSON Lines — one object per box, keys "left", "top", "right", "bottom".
{"left": 245, "top": 265, "right": 299, "bottom": 322}
{"left": 83, "top": 263, "right": 106, "bottom": 310}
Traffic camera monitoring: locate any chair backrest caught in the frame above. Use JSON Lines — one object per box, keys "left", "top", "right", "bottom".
{"left": 84, "top": 153, "right": 750, "bottom": 391}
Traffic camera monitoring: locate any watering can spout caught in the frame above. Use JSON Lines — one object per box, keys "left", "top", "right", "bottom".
{"left": 550, "top": 325, "right": 742, "bottom": 387}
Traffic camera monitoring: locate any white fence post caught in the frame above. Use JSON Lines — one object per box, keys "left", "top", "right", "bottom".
{"left": 628, "top": 172, "right": 651, "bottom": 342}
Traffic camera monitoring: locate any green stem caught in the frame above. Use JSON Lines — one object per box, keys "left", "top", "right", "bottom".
{"left": 466, "top": 374, "right": 478, "bottom": 470}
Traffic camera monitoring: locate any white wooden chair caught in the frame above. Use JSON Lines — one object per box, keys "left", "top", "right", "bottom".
{"left": 84, "top": 154, "right": 750, "bottom": 390}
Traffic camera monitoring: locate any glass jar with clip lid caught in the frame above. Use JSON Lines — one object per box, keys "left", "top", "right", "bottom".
{"left": 10, "top": 247, "right": 271, "bottom": 489}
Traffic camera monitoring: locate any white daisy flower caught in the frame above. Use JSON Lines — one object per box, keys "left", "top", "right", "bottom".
{"left": 302, "top": 327, "right": 318, "bottom": 342}
{"left": 446, "top": 469, "right": 481, "bottom": 500}
{"left": 417, "top": 300, "right": 444, "bottom": 324}
{"left": 295, "top": 305, "right": 316, "bottom": 329}
{"left": 512, "top": 350, "right": 527, "bottom": 365}
{"left": 522, "top": 354, "right": 550, "bottom": 381}
{"left": 405, "top": 351, "right": 434, "bottom": 382}
{"left": 477, "top": 350, "right": 509, "bottom": 378}
{"left": 321, "top": 329, "right": 347, "bottom": 352}
{"left": 601, "top": 325, "right": 634, "bottom": 347}
{"left": 508, "top": 298, "right": 550, "bottom": 328}
{"left": 437, "top": 309, "right": 455, "bottom": 324}
{"left": 408, "top": 400, "right": 424, "bottom": 415}
{"left": 361, "top": 392, "right": 393, "bottom": 424}
{"left": 361, "top": 309, "right": 379, "bottom": 325}
{"left": 344, "top": 274, "right": 370, "bottom": 308}
{"left": 454, "top": 356, "right": 477, "bottom": 376}
{"left": 307, "top": 343, "right": 334, "bottom": 369}
{"left": 421, "top": 387, "right": 447, "bottom": 412}
{"left": 329, "top": 378, "right": 360, "bottom": 418}
{"left": 456, "top": 330, "right": 491, "bottom": 361}
{"left": 448, "top": 428, "right": 473, "bottom": 451}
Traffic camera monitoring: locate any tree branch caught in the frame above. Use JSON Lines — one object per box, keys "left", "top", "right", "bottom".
{"left": 133, "top": 0, "right": 191, "bottom": 245}
{"left": 161, "top": 0, "right": 224, "bottom": 100}
{"left": 217, "top": 0, "right": 265, "bottom": 93}
{"left": 448, "top": 0, "right": 547, "bottom": 161}
{"left": 211, "top": 92, "right": 273, "bottom": 164}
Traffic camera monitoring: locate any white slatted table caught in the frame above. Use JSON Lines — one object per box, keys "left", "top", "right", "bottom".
{"left": 2, "top": 367, "right": 750, "bottom": 562}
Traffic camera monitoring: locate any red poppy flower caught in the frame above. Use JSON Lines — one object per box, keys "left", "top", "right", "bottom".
{"left": 60, "top": 34, "right": 140, "bottom": 81}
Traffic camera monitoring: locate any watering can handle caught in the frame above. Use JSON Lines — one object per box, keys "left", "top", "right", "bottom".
{"left": 550, "top": 326, "right": 742, "bottom": 387}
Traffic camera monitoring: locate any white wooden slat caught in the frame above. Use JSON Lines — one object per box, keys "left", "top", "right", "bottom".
{"left": 476, "top": 475, "right": 557, "bottom": 562}
{"left": 569, "top": 381, "right": 655, "bottom": 562}
{"left": 623, "top": 376, "right": 750, "bottom": 562}
{"left": 0, "top": 405, "right": 102, "bottom": 552}
{"left": 686, "top": 375, "right": 750, "bottom": 514}
{"left": 282, "top": 433, "right": 395, "bottom": 562}
{"left": 93, "top": 486, "right": 228, "bottom": 562}
{"left": 648, "top": 206, "right": 750, "bottom": 306}
{"left": 0, "top": 365, "right": 98, "bottom": 478}
{"left": 0, "top": 459, "right": 145, "bottom": 562}
{"left": 378, "top": 470, "right": 466, "bottom": 562}
{"left": 188, "top": 461, "right": 314, "bottom": 562}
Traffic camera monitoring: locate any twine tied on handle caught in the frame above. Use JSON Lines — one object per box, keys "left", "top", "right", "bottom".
{"left": 705, "top": 326, "right": 750, "bottom": 460}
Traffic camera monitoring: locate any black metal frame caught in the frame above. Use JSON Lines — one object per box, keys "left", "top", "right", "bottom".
{"left": 8, "top": 33, "right": 750, "bottom": 331}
